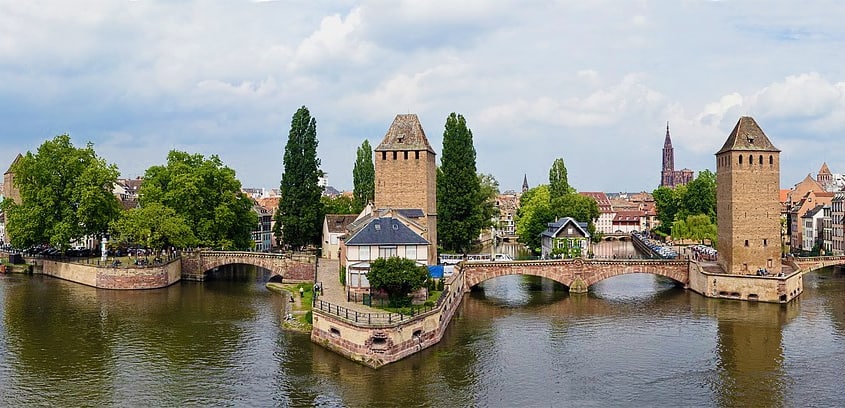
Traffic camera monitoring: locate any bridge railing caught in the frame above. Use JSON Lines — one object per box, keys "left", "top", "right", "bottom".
{"left": 313, "top": 299, "right": 440, "bottom": 326}
{"left": 197, "top": 250, "right": 315, "bottom": 263}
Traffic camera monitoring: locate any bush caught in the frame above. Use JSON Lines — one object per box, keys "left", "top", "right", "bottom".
{"left": 437, "top": 279, "right": 445, "bottom": 291}
{"left": 339, "top": 265, "right": 346, "bottom": 286}
{"left": 305, "top": 311, "right": 313, "bottom": 324}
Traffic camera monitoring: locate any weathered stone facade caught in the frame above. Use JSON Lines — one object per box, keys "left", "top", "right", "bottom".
{"left": 461, "top": 259, "right": 690, "bottom": 292}
{"left": 38, "top": 259, "right": 181, "bottom": 289}
{"left": 373, "top": 114, "right": 438, "bottom": 265}
{"left": 716, "top": 117, "right": 782, "bottom": 275}
{"left": 180, "top": 251, "right": 316, "bottom": 282}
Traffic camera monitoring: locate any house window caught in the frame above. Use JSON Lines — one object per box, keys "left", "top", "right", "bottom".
{"left": 379, "top": 246, "right": 397, "bottom": 258}
{"left": 406, "top": 245, "right": 417, "bottom": 260}
{"left": 360, "top": 246, "right": 370, "bottom": 261}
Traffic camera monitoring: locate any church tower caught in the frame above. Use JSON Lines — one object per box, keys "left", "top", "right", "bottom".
{"left": 715, "top": 116, "right": 781, "bottom": 275}
{"left": 374, "top": 114, "right": 438, "bottom": 264}
{"left": 660, "top": 122, "right": 675, "bottom": 187}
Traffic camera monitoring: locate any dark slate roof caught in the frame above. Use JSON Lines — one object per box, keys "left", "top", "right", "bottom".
{"left": 375, "top": 114, "right": 436, "bottom": 153}
{"left": 540, "top": 217, "right": 590, "bottom": 238}
{"left": 345, "top": 216, "right": 430, "bottom": 246}
{"left": 396, "top": 208, "right": 424, "bottom": 218}
{"left": 325, "top": 214, "right": 359, "bottom": 234}
{"left": 802, "top": 204, "right": 825, "bottom": 219}
{"left": 716, "top": 116, "right": 780, "bottom": 154}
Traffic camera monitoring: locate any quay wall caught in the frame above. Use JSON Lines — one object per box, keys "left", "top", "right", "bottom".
{"left": 311, "top": 269, "right": 466, "bottom": 368}
{"left": 38, "top": 259, "right": 182, "bottom": 289}
{"left": 688, "top": 261, "right": 802, "bottom": 303}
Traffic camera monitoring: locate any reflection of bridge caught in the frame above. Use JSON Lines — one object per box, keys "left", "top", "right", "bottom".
{"left": 461, "top": 258, "right": 690, "bottom": 293}
{"left": 180, "top": 251, "right": 316, "bottom": 282}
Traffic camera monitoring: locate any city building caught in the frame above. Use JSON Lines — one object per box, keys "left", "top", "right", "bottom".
{"left": 322, "top": 214, "right": 358, "bottom": 260}
{"left": 251, "top": 202, "right": 273, "bottom": 251}
{"left": 801, "top": 205, "right": 825, "bottom": 253}
{"left": 540, "top": 217, "right": 591, "bottom": 259}
{"left": 496, "top": 191, "right": 520, "bottom": 238}
{"left": 715, "top": 116, "right": 781, "bottom": 274}
{"left": 660, "top": 123, "right": 694, "bottom": 188}
{"left": 832, "top": 193, "right": 845, "bottom": 255}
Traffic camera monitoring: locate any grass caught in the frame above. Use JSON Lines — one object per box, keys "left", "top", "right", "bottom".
{"left": 266, "top": 281, "right": 314, "bottom": 332}
{"left": 371, "top": 290, "right": 442, "bottom": 314}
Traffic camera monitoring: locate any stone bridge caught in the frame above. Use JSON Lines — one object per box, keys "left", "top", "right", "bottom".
{"left": 461, "top": 258, "right": 690, "bottom": 293}
{"left": 787, "top": 255, "right": 845, "bottom": 273}
{"left": 180, "top": 250, "right": 317, "bottom": 282}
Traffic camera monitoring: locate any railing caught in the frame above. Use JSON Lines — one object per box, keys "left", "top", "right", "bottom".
{"left": 313, "top": 299, "right": 440, "bottom": 326}
{"left": 198, "top": 250, "right": 315, "bottom": 263}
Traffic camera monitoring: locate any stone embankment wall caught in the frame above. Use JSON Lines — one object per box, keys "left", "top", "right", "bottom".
{"left": 311, "top": 270, "right": 466, "bottom": 368}
{"left": 687, "top": 261, "right": 802, "bottom": 303}
{"left": 38, "top": 259, "right": 181, "bottom": 289}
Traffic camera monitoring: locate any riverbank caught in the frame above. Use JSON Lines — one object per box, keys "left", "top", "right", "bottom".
{"left": 266, "top": 282, "right": 313, "bottom": 332}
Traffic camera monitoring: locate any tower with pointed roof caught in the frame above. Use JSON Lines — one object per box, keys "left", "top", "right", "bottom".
{"left": 715, "top": 116, "right": 781, "bottom": 275}
{"left": 660, "top": 122, "right": 675, "bottom": 187}
{"left": 522, "top": 174, "right": 529, "bottom": 193}
{"left": 374, "top": 114, "right": 437, "bottom": 264}
{"left": 2, "top": 154, "right": 22, "bottom": 244}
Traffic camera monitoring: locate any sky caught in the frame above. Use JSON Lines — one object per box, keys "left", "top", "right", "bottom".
{"left": 1, "top": 1, "right": 844, "bottom": 194}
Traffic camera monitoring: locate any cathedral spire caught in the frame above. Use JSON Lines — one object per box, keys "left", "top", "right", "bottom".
{"left": 522, "top": 174, "right": 529, "bottom": 192}
{"left": 664, "top": 122, "right": 672, "bottom": 147}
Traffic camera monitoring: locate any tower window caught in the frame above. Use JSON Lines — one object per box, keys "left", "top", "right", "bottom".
{"left": 745, "top": 240, "right": 749, "bottom": 247}
{"left": 739, "top": 155, "right": 743, "bottom": 165}
{"left": 415, "top": 151, "right": 420, "bottom": 160}
{"left": 404, "top": 151, "right": 408, "bottom": 160}
{"left": 759, "top": 155, "right": 763, "bottom": 165}
{"left": 748, "top": 155, "right": 753, "bottom": 166}
{"left": 769, "top": 155, "right": 773, "bottom": 165}
{"left": 763, "top": 239, "right": 768, "bottom": 247}
{"left": 393, "top": 151, "right": 397, "bottom": 160}
{"left": 381, "top": 151, "right": 386, "bottom": 160}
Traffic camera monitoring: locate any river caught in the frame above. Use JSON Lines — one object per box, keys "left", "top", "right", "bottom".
{"left": 1, "top": 252, "right": 844, "bottom": 407}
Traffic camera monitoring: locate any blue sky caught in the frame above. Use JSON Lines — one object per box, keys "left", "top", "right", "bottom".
{"left": 1, "top": 1, "right": 844, "bottom": 193}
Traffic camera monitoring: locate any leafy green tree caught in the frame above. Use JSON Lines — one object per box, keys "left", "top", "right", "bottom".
{"left": 549, "top": 158, "right": 574, "bottom": 199}
{"left": 478, "top": 173, "right": 501, "bottom": 229}
{"left": 682, "top": 170, "right": 716, "bottom": 223}
{"left": 110, "top": 202, "right": 197, "bottom": 251}
{"left": 352, "top": 139, "right": 374, "bottom": 213}
{"left": 321, "top": 195, "right": 356, "bottom": 215}
{"left": 515, "top": 185, "right": 554, "bottom": 253}
{"left": 671, "top": 214, "right": 717, "bottom": 245}
{"left": 1, "top": 134, "right": 121, "bottom": 250}
{"left": 367, "top": 256, "right": 429, "bottom": 307}
{"left": 437, "top": 113, "right": 484, "bottom": 253}
{"left": 140, "top": 150, "right": 256, "bottom": 250}
{"left": 276, "top": 106, "right": 323, "bottom": 250}
{"left": 653, "top": 185, "right": 685, "bottom": 235}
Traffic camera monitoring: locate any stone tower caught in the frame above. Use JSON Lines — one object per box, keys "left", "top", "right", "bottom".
{"left": 660, "top": 122, "right": 675, "bottom": 187}
{"left": 374, "top": 114, "right": 437, "bottom": 264}
{"left": 715, "top": 116, "right": 781, "bottom": 275}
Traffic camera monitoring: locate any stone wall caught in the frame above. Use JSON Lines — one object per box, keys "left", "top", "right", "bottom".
{"left": 181, "top": 251, "right": 316, "bottom": 282}
{"left": 39, "top": 259, "right": 181, "bottom": 289}
{"left": 688, "top": 261, "right": 802, "bottom": 303}
{"left": 311, "top": 269, "right": 466, "bottom": 368}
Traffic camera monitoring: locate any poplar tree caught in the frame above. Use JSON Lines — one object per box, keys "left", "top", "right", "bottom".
{"left": 275, "top": 106, "right": 323, "bottom": 250}
{"left": 549, "top": 158, "right": 573, "bottom": 200}
{"left": 437, "top": 112, "right": 483, "bottom": 253}
{"left": 352, "top": 139, "right": 374, "bottom": 213}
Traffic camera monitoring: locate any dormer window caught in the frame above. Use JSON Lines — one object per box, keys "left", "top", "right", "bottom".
{"left": 392, "top": 223, "right": 399, "bottom": 231}
{"left": 397, "top": 134, "right": 405, "bottom": 143}
{"left": 374, "top": 224, "right": 381, "bottom": 231}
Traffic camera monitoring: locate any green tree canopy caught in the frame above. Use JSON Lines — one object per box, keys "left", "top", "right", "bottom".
{"left": 682, "top": 169, "right": 716, "bottom": 223}
{"left": 653, "top": 170, "right": 716, "bottom": 238}
{"left": 352, "top": 139, "right": 374, "bottom": 213}
{"left": 139, "top": 150, "right": 256, "bottom": 250}
{"left": 549, "top": 158, "right": 574, "bottom": 200}
{"left": 515, "top": 185, "right": 553, "bottom": 253}
{"left": 478, "top": 173, "right": 501, "bottom": 230}
{"left": 1, "top": 134, "right": 121, "bottom": 250}
{"left": 367, "top": 257, "right": 429, "bottom": 307}
{"left": 109, "top": 202, "right": 197, "bottom": 251}
{"left": 671, "top": 214, "right": 717, "bottom": 245}
{"left": 437, "top": 112, "right": 484, "bottom": 253}
{"left": 321, "top": 195, "right": 356, "bottom": 215}
{"left": 276, "top": 106, "right": 323, "bottom": 250}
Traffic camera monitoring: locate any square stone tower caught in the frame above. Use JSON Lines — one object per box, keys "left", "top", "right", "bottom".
{"left": 374, "top": 114, "right": 438, "bottom": 264}
{"left": 715, "top": 116, "right": 781, "bottom": 274}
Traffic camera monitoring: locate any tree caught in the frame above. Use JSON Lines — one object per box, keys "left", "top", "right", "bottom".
{"left": 478, "top": 173, "right": 500, "bottom": 230}
{"left": 367, "top": 256, "right": 429, "bottom": 307}
{"left": 515, "top": 185, "right": 554, "bottom": 253}
{"left": 276, "top": 106, "right": 323, "bottom": 250}
{"left": 437, "top": 112, "right": 484, "bottom": 253}
{"left": 110, "top": 202, "right": 197, "bottom": 251}
{"left": 653, "top": 185, "right": 685, "bottom": 235}
{"left": 671, "top": 214, "right": 717, "bottom": 245}
{"left": 549, "top": 158, "right": 574, "bottom": 200}
{"left": 140, "top": 150, "right": 257, "bottom": 250}
{"left": 321, "top": 195, "right": 356, "bottom": 215}
{"left": 352, "top": 139, "right": 374, "bottom": 213}
{"left": 682, "top": 170, "right": 716, "bottom": 223}
{"left": 1, "top": 134, "right": 121, "bottom": 250}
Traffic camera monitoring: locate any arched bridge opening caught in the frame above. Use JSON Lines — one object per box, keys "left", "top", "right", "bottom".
{"left": 181, "top": 251, "right": 317, "bottom": 282}
{"left": 460, "top": 259, "right": 689, "bottom": 294}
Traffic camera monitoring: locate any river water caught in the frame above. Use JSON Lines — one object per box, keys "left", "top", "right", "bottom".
{"left": 1, "top": 253, "right": 844, "bottom": 407}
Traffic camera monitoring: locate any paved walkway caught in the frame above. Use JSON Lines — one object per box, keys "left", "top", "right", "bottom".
{"left": 313, "top": 257, "right": 381, "bottom": 314}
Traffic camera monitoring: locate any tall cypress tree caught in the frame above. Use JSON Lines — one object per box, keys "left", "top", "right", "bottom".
{"left": 275, "top": 106, "right": 323, "bottom": 250}
{"left": 352, "top": 139, "right": 374, "bottom": 213}
{"left": 549, "top": 158, "right": 572, "bottom": 200}
{"left": 437, "top": 112, "right": 483, "bottom": 253}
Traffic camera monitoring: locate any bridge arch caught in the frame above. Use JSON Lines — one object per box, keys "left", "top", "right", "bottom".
{"left": 181, "top": 251, "right": 316, "bottom": 282}
{"left": 461, "top": 259, "right": 689, "bottom": 292}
